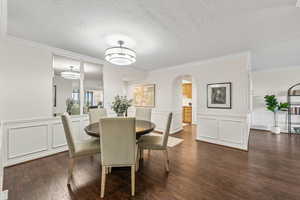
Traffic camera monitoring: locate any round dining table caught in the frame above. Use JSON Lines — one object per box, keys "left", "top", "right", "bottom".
{"left": 84, "top": 119, "right": 156, "bottom": 139}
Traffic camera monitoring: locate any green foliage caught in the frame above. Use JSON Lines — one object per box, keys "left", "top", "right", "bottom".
{"left": 278, "top": 102, "right": 289, "bottom": 111}
{"left": 111, "top": 95, "right": 132, "bottom": 116}
{"left": 264, "top": 95, "right": 289, "bottom": 113}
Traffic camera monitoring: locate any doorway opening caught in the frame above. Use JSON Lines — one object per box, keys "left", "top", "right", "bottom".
{"left": 172, "top": 74, "right": 197, "bottom": 132}
{"left": 182, "top": 77, "right": 193, "bottom": 126}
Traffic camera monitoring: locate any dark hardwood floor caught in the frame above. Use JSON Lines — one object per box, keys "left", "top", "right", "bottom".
{"left": 4, "top": 126, "right": 300, "bottom": 200}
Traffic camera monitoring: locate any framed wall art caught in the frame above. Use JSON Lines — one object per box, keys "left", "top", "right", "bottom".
{"left": 207, "top": 82, "right": 232, "bottom": 109}
{"left": 133, "top": 84, "right": 155, "bottom": 107}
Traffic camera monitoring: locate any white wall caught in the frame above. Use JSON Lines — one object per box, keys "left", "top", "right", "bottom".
{"left": 128, "top": 52, "right": 251, "bottom": 150}
{"left": 0, "top": 36, "right": 136, "bottom": 121}
{"left": 0, "top": 36, "right": 147, "bottom": 167}
{"left": 103, "top": 64, "right": 128, "bottom": 114}
{"left": 251, "top": 67, "right": 300, "bottom": 131}
{"left": 0, "top": 38, "right": 53, "bottom": 120}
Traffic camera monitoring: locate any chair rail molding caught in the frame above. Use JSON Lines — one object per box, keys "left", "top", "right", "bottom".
{"left": 197, "top": 113, "right": 250, "bottom": 151}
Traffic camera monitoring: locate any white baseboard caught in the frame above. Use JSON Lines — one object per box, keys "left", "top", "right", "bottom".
{"left": 250, "top": 125, "right": 268, "bottom": 131}
{"left": 250, "top": 125, "right": 289, "bottom": 133}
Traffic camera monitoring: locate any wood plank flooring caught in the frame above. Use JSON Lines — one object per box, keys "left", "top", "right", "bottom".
{"left": 4, "top": 126, "right": 300, "bottom": 200}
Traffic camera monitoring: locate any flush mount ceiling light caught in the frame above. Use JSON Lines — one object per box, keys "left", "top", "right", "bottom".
{"left": 297, "top": 0, "right": 300, "bottom": 7}
{"left": 105, "top": 40, "right": 136, "bottom": 66}
{"left": 61, "top": 66, "right": 80, "bottom": 79}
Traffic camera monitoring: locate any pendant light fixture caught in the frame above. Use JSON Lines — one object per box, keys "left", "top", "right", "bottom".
{"left": 105, "top": 40, "right": 136, "bottom": 66}
{"left": 61, "top": 66, "right": 80, "bottom": 79}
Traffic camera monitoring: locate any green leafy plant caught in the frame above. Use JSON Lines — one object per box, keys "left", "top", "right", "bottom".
{"left": 264, "top": 95, "right": 289, "bottom": 127}
{"left": 111, "top": 95, "right": 132, "bottom": 116}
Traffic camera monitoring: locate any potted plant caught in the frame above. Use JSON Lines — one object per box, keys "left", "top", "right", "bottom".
{"left": 264, "top": 95, "right": 289, "bottom": 134}
{"left": 111, "top": 95, "right": 132, "bottom": 117}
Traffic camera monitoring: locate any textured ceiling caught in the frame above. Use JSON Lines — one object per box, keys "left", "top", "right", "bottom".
{"left": 7, "top": 0, "right": 300, "bottom": 71}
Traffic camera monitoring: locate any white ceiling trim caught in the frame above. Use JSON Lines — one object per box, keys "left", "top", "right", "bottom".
{"left": 150, "top": 51, "right": 251, "bottom": 73}
{"left": 251, "top": 65, "right": 300, "bottom": 72}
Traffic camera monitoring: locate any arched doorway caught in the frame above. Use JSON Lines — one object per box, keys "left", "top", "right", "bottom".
{"left": 172, "top": 74, "right": 198, "bottom": 132}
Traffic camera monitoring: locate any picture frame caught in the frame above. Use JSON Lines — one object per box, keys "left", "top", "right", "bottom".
{"left": 207, "top": 82, "right": 232, "bottom": 109}
{"left": 133, "top": 84, "right": 156, "bottom": 107}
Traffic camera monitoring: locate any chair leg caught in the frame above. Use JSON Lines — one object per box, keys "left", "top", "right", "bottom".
{"left": 148, "top": 149, "right": 151, "bottom": 158}
{"left": 136, "top": 148, "right": 140, "bottom": 172}
{"left": 131, "top": 165, "right": 135, "bottom": 196}
{"left": 101, "top": 166, "right": 106, "bottom": 198}
{"left": 164, "top": 150, "right": 170, "bottom": 172}
{"left": 140, "top": 148, "right": 144, "bottom": 160}
{"left": 135, "top": 153, "right": 140, "bottom": 171}
{"left": 67, "top": 158, "right": 74, "bottom": 185}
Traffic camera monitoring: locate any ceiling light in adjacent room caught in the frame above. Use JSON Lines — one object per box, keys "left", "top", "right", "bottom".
{"left": 105, "top": 40, "right": 136, "bottom": 66}
{"left": 61, "top": 66, "right": 80, "bottom": 79}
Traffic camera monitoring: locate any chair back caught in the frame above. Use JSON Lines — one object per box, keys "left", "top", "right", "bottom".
{"left": 99, "top": 117, "right": 136, "bottom": 166}
{"left": 162, "top": 112, "right": 173, "bottom": 147}
{"left": 135, "top": 107, "right": 152, "bottom": 121}
{"left": 89, "top": 108, "right": 107, "bottom": 124}
{"left": 61, "top": 113, "right": 76, "bottom": 157}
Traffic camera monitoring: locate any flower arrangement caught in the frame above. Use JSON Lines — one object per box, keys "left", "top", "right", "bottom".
{"left": 111, "top": 95, "right": 132, "bottom": 116}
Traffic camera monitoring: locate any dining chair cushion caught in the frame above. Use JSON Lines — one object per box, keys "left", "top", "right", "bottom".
{"left": 138, "top": 134, "right": 165, "bottom": 150}
{"left": 73, "top": 139, "right": 101, "bottom": 157}
{"left": 138, "top": 113, "right": 172, "bottom": 150}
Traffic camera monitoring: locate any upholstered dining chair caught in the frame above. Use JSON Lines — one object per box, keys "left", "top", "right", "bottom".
{"left": 99, "top": 117, "right": 136, "bottom": 198}
{"left": 61, "top": 113, "right": 101, "bottom": 185}
{"left": 88, "top": 108, "right": 107, "bottom": 124}
{"left": 135, "top": 107, "right": 152, "bottom": 121}
{"left": 138, "top": 112, "right": 172, "bottom": 172}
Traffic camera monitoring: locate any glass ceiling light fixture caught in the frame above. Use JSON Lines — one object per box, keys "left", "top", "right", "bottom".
{"left": 105, "top": 40, "right": 136, "bottom": 66}
{"left": 61, "top": 66, "right": 80, "bottom": 79}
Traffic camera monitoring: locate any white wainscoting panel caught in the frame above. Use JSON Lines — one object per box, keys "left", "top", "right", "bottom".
{"left": 1, "top": 115, "right": 89, "bottom": 166}
{"left": 219, "top": 120, "right": 243, "bottom": 144}
{"left": 197, "top": 113, "right": 250, "bottom": 150}
{"left": 8, "top": 124, "right": 48, "bottom": 159}
{"left": 51, "top": 123, "right": 67, "bottom": 149}
{"left": 0, "top": 123, "right": 5, "bottom": 192}
{"left": 197, "top": 118, "right": 218, "bottom": 139}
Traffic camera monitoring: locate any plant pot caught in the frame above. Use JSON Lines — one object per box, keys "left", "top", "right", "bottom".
{"left": 117, "top": 113, "right": 124, "bottom": 117}
{"left": 271, "top": 126, "right": 281, "bottom": 134}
